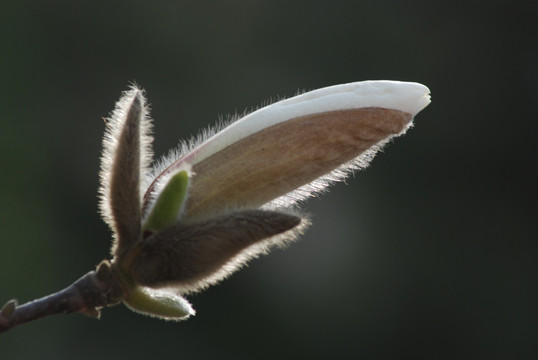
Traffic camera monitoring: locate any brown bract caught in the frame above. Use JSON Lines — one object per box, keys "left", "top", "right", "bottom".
{"left": 130, "top": 209, "right": 302, "bottom": 292}
{"left": 109, "top": 94, "right": 143, "bottom": 257}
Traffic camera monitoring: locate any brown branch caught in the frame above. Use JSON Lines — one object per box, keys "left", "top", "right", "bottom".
{"left": 0, "top": 260, "right": 125, "bottom": 333}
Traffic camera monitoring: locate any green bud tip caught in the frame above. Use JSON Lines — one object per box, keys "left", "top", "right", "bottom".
{"left": 143, "top": 170, "right": 190, "bottom": 232}
{"left": 123, "top": 286, "right": 194, "bottom": 320}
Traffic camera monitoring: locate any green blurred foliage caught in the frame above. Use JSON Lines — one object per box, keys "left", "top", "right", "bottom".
{"left": 0, "top": 0, "right": 535, "bottom": 359}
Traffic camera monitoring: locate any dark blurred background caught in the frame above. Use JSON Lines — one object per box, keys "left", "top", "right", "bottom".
{"left": 1, "top": 1, "right": 536, "bottom": 359}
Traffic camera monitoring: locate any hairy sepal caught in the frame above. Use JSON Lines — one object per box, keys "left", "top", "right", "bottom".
{"left": 128, "top": 209, "right": 306, "bottom": 294}
{"left": 99, "top": 86, "right": 154, "bottom": 257}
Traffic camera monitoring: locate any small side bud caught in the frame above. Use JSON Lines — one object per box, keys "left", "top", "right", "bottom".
{"left": 123, "top": 286, "right": 194, "bottom": 320}
{"left": 96, "top": 260, "right": 113, "bottom": 281}
{"left": 79, "top": 307, "right": 101, "bottom": 319}
{"left": 1, "top": 299, "right": 18, "bottom": 317}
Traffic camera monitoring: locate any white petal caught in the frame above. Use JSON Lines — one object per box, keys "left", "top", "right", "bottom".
{"left": 183, "top": 80, "right": 429, "bottom": 165}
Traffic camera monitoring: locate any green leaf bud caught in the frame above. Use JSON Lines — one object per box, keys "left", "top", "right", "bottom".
{"left": 143, "top": 170, "right": 190, "bottom": 232}
{"left": 123, "top": 285, "right": 194, "bottom": 320}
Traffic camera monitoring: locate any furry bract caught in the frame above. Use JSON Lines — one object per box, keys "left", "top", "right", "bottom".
{"left": 100, "top": 80, "right": 431, "bottom": 320}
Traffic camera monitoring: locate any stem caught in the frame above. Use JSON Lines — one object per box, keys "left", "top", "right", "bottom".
{"left": 0, "top": 260, "right": 125, "bottom": 333}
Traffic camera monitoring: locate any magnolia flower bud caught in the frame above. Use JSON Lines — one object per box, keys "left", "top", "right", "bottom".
{"left": 99, "top": 80, "right": 430, "bottom": 320}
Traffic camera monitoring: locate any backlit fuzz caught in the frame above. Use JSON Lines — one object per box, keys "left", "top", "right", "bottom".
{"left": 101, "top": 80, "right": 430, "bottom": 320}
{"left": 0, "top": 81, "right": 431, "bottom": 330}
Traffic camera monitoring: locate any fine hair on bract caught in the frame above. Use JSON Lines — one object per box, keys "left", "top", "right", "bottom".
{"left": 98, "top": 81, "right": 430, "bottom": 320}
